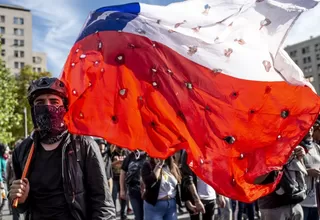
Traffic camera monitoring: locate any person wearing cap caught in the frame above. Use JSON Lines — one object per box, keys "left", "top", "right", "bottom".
{"left": 8, "top": 77, "right": 116, "bottom": 220}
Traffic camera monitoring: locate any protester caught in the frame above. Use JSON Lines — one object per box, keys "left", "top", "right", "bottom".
{"left": 111, "top": 145, "right": 128, "bottom": 220}
{"left": 300, "top": 126, "right": 320, "bottom": 220}
{"left": 180, "top": 150, "right": 226, "bottom": 220}
{"left": 258, "top": 146, "right": 307, "bottom": 220}
{"left": 0, "top": 143, "right": 6, "bottom": 217}
{"left": 8, "top": 77, "right": 116, "bottom": 220}
{"left": 141, "top": 156, "right": 182, "bottom": 220}
{"left": 6, "top": 139, "right": 23, "bottom": 220}
{"left": 120, "top": 150, "right": 147, "bottom": 220}
{"left": 95, "top": 138, "right": 113, "bottom": 191}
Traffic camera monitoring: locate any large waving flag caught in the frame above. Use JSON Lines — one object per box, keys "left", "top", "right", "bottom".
{"left": 61, "top": 0, "right": 320, "bottom": 202}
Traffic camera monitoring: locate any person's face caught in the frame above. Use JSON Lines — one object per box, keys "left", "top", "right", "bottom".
{"left": 313, "top": 124, "right": 320, "bottom": 141}
{"left": 34, "top": 94, "right": 63, "bottom": 106}
{"left": 305, "top": 127, "right": 314, "bottom": 141}
{"left": 99, "top": 144, "right": 106, "bottom": 152}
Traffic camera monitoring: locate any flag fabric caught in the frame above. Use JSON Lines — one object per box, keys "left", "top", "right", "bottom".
{"left": 61, "top": 0, "right": 320, "bottom": 202}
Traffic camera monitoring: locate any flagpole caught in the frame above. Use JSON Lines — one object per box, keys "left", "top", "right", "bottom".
{"left": 24, "top": 107, "right": 28, "bottom": 138}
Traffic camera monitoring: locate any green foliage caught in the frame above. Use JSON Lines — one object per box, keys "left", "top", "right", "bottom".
{"left": 0, "top": 59, "right": 21, "bottom": 144}
{"left": 10, "top": 66, "right": 51, "bottom": 142}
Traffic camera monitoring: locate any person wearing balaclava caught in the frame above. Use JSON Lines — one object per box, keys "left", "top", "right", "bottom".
{"left": 8, "top": 77, "right": 116, "bottom": 220}
{"left": 300, "top": 126, "right": 320, "bottom": 220}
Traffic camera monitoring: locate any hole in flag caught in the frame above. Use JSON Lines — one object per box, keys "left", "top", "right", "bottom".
{"left": 281, "top": 110, "right": 289, "bottom": 119}
{"left": 80, "top": 54, "right": 86, "bottom": 59}
{"left": 111, "top": 115, "right": 118, "bottom": 124}
{"left": 239, "top": 154, "right": 244, "bottom": 159}
{"left": 224, "top": 136, "right": 236, "bottom": 144}
{"left": 152, "top": 82, "right": 158, "bottom": 87}
{"left": 249, "top": 109, "right": 255, "bottom": 114}
{"left": 265, "top": 86, "right": 272, "bottom": 94}
{"left": 150, "top": 121, "right": 157, "bottom": 127}
{"left": 119, "top": 89, "right": 127, "bottom": 97}
{"left": 79, "top": 112, "right": 84, "bottom": 118}
{"left": 115, "top": 54, "right": 125, "bottom": 64}
{"left": 185, "top": 82, "right": 193, "bottom": 89}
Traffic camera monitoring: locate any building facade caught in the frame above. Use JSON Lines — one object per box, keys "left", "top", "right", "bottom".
{"left": 285, "top": 36, "right": 320, "bottom": 94}
{"left": 0, "top": 4, "right": 47, "bottom": 74}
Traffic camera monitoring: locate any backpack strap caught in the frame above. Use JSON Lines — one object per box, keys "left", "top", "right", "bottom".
{"left": 72, "top": 135, "right": 86, "bottom": 173}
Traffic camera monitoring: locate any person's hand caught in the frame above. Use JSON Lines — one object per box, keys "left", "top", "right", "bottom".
{"left": 155, "top": 159, "right": 165, "bottom": 168}
{"left": 185, "top": 200, "right": 198, "bottom": 214}
{"left": 218, "top": 196, "right": 226, "bottom": 208}
{"left": 120, "top": 190, "right": 126, "bottom": 200}
{"left": 307, "top": 168, "right": 320, "bottom": 178}
{"left": 9, "top": 178, "right": 30, "bottom": 204}
{"left": 294, "top": 146, "right": 306, "bottom": 161}
{"left": 194, "top": 200, "right": 205, "bottom": 213}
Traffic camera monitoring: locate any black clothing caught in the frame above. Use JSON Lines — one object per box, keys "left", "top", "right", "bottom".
{"left": 180, "top": 150, "right": 198, "bottom": 203}
{"left": 11, "top": 132, "right": 116, "bottom": 220}
{"left": 190, "top": 200, "right": 217, "bottom": 220}
{"left": 101, "top": 150, "right": 113, "bottom": 180}
{"left": 29, "top": 142, "right": 72, "bottom": 220}
{"left": 121, "top": 151, "right": 146, "bottom": 195}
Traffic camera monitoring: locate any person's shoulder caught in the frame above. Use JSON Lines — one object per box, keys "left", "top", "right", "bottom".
{"left": 14, "top": 137, "right": 33, "bottom": 156}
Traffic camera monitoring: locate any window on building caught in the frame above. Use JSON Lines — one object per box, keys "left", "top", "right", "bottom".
{"left": 13, "top": 17, "right": 24, "bottom": 25}
{"left": 37, "top": 67, "right": 41, "bottom": 73}
{"left": 290, "top": 50, "right": 297, "bottom": 57}
{"left": 0, "top": 27, "right": 5, "bottom": 34}
{"left": 33, "top": 56, "right": 42, "bottom": 64}
{"left": 14, "top": 51, "right": 25, "bottom": 58}
{"left": 14, "top": 28, "right": 24, "bottom": 36}
{"left": 302, "top": 47, "right": 310, "bottom": 54}
{"left": 0, "top": 16, "right": 5, "bottom": 23}
{"left": 0, "top": 38, "right": 4, "bottom": 45}
{"left": 14, "top": 39, "right": 24, "bottom": 46}
{"left": 318, "top": 64, "right": 320, "bottom": 71}
{"left": 308, "top": 57, "right": 312, "bottom": 63}
{"left": 317, "top": 54, "right": 320, "bottom": 61}
{"left": 309, "top": 66, "right": 313, "bottom": 73}
{"left": 316, "top": 44, "right": 320, "bottom": 52}
{"left": 20, "top": 62, "right": 25, "bottom": 68}
{"left": 33, "top": 67, "right": 36, "bottom": 72}
{"left": 303, "top": 57, "right": 307, "bottom": 64}
{"left": 14, "top": 62, "right": 19, "bottom": 69}
{"left": 305, "top": 76, "right": 314, "bottom": 82}
{"left": 1, "top": 49, "right": 5, "bottom": 56}
{"left": 294, "top": 60, "right": 298, "bottom": 65}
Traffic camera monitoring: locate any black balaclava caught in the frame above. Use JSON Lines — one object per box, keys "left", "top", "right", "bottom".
{"left": 32, "top": 104, "right": 67, "bottom": 144}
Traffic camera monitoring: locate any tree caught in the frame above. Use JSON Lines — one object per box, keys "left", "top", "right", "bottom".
{"left": 10, "top": 65, "right": 51, "bottom": 141}
{"left": 0, "top": 57, "right": 21, "bottom": 144}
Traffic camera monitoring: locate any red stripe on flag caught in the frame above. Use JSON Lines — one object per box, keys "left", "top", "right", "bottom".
{"left": 61, "top": 31, "right": 320, "bottom": 202}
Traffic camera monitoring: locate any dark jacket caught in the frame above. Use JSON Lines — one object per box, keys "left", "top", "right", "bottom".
{"left": 141, "top": 159, "right": 182, "bottom": 207}
{"left": 180, "top": 150, "right": 198, "bottom": 202}
{"left": 11, "top": 132, "right": 116, "bottom": 220}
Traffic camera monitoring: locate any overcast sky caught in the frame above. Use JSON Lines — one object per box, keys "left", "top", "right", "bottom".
{"left": 3, "top": 0, "right": 320, "bottom": 76}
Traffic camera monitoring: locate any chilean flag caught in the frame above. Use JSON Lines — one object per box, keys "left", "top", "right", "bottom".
{"left": 61, "top": 0, "right": 320, "bottom": 202}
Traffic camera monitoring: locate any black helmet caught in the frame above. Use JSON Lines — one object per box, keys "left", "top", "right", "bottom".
{"left": 27, "top": 77, "right": 68, "bottom": 106}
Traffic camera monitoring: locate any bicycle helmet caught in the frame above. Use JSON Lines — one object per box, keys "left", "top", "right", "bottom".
{"left": 27, "top": 77, "right": 68, "bottom": 107}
